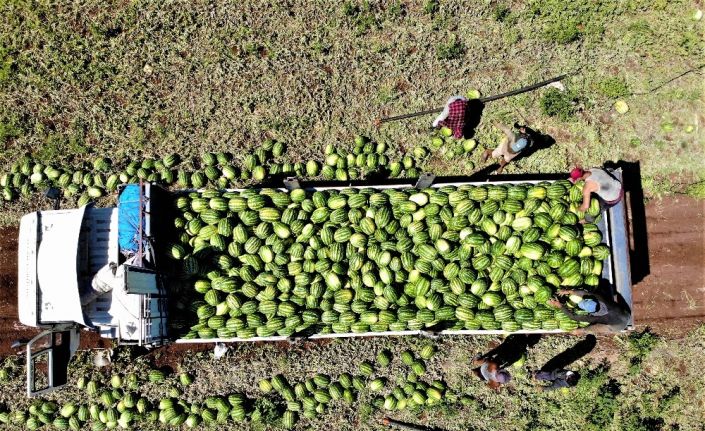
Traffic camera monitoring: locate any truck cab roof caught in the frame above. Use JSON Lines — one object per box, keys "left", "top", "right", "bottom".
{"left": 18, "top": 206, "right": 95, "bottom": 327}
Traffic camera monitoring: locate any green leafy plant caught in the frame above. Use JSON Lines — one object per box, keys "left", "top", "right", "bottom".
{"left": 678, "top": 30, "right": 702, "bottom": 56}
{"left": 685, "top": 181, "right": 705, "bottom": 199}
{"left": 341, "top": 1, "right": 380, "bottom": 35}
{"left": 625, "top": 20, "right": 654, "bottom": 48}
{"left": 0, "top": 50, "right": 16, "bottom": 85}
{"left": 544, "top": 19, "right": 581, "bottom": 44}
{"left": 621, "top": 410, "right": 665, "bottom": 431}
{"left": 341, "top": 1, "right": 358, "bottom": 17}
{"left": 529, "top": 0, "right": 611, "bottom": 44}
{"left": 0, "top": 120, "right": 22, "bottom": 144}
{"left": 627, "top": 329, "right": 659, "bottom": 359}
{"left": 596, "top": 77, "right": 630, "bottom": 99}
{"left": 424, "top": 0, "right": 439, "bottom": 15}
{"left": 492, "top": 4, "right": 511, "bottom": 22}
{"left": 436, "top": 35, "right": 465, "bottom": 60}
{"left": 252, "top": 397, "right": 282, "bottom": 425}
{"left": 626, "top": 328, "right": 659, "bottom": 373}
{"left": 540, "top": 88, "right": 578, "bottom": 121}
{"left": 386, "top": 1, "right": 405, "bottom": 19}
{"left": 576, "top": 368, "right": 621, "bottom": 430}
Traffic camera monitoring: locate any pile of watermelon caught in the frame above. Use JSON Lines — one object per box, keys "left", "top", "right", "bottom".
{"left": 169, "top": 180, "right": 608, "bottom": 339}
{"left": 0, "top": 369, "right": 226, "bottom": 429}
{"left": 366, "top": 346, "right": 448, "bottom": 412}
{"left": 0, "top": 344, "right": 449, "bottom": 429}
{"left": 0, "top": 368, "right": 324, "bottom": 429}
{"left": 257, "top": 368, "right": 371, "bottom": 427}
{"left": 425, "top": 126, "right": 478, "bottom": 160}
{"left": 0, "top": 136, "right": 422, "bottom": 206}
{"left": 313, "top": 137, "right": 420, "bottom": 181}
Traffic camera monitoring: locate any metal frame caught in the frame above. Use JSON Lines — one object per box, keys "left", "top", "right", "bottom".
{"left": 117, "top": 183, "right": 169, "bottom": 347}
{"left": 176, "top": 329, "right": 566, "bottom": 344}
{"left": 604, "top": 171, "right": 634, "bottom": 329}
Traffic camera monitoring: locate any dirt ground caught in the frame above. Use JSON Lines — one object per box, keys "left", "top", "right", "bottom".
{"left": 630, "top": 196, "right": 705, "bottom": 336}
{"left": 0, "top": 196, "right": 703, "bottom": 360}
{"left": 0, "top": 226, "right": 38, "bottom": 356}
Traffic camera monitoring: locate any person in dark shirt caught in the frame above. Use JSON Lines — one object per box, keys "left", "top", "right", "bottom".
{"left": 533, "top": 369, "right": 580, "bottom": 391}
{"left": 548, "top": 289, "right": 630, "bottom": 333}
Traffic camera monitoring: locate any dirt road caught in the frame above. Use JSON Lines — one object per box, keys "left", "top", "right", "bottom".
{"left": 630, "top": 196, "right": 705, "bottom": 335}
{"left": 0, "top": 197, "right": 703, "bottom": 358}
{"left": 0, "top": 226, "right": 39, "bottom": 356}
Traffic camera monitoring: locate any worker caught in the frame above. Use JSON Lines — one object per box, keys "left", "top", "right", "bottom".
{"left": 548, "top": 289, "right": 630, "bottom": 333}
{"left": 568, "top": 167, "right": 623, "bottom": 216}
{"left": 432, "top": 96, "right": 468, "bottom": 138}
{"left": 532, "top": 369, "right": 580, "bottom": 391}
{"left": 482, "top": 122, "right": 536, "bottom": 174}
{"left": 471, "top": 356, "right": 512, "bottom": 390}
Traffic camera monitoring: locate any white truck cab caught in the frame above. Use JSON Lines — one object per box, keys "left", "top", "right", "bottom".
{"left": 17, "top": 183, "right": 168, "bottom": 396}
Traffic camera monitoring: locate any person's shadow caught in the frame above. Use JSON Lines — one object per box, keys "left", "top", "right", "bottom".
{"left": 478, "top": 334, "right": 542, "bottom": 368}
{"left": 539, "top": 335, "right": 597, "bottom": 372}
{"left": 462, "top": 99, "right": 485, "bottom": 139}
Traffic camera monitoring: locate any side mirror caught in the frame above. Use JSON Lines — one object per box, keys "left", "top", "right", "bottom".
{"left": 26, "top": 327, "right": 80, "bottom": 397}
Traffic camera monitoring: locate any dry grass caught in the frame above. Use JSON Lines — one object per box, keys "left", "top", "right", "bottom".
{"left": 0, "top": 0, "right": 703, "bottom": 198}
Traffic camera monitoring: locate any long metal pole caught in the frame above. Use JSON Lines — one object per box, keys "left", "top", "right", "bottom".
{"left": 382, "top": 417, "right": 431, "bottom": 431}
{"left": 377, "top": 72, "right": 572, "bottom": 124}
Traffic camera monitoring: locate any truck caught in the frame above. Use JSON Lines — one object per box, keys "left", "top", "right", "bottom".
{"left": 16, "top": 173, "right": 633, "bottom": 396}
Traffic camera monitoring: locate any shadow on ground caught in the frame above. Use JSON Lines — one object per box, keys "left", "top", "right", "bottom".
{"left": 478, "top": 334, "right": 542, "bottom": 369}
{"left": 540, "top": 335, "right": 598, "bottom": 372}
{"left": 462, "top": 99, "right": 485, "bottom": 139}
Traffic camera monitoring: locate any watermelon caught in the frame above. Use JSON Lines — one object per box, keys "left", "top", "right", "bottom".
{"left": 482, "top": 292, "right": 503, "bottom": 306}
{"left": 520, "top": 243, "right": 545, "bottom": 260}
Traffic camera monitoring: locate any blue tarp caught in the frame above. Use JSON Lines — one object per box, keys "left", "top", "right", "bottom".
{"left": 118, "top": 184, "right": 144, "bottom": 253}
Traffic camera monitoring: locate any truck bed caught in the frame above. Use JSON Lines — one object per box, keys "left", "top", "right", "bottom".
{"left": 174, "top": 173, "right": 633, "bottom": 344}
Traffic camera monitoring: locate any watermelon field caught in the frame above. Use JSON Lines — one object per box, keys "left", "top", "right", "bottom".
{"left": 0, "top": 0, "right": 704, "bottom": 430}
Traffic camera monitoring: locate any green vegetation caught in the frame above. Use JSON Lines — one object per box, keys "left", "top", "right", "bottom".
{"left": 596, "top": 77, "right": 631, "bottom": 99}
{"left": 540, "top": 89, "right": 579, "bottom": 121}
{"left": 492, "top": 4, "right": 512, "bottom": 22}
{"left": 0, "top": 0, "right": 701, "bottom": 222}
{"left": 436, "top": 35, "right": 465, "bottom": 60}
{"left": 626, "top": 328, "right": 660, "bottom": 373}
{"left": 685, "top": 181, "right": 705, "bottom": 198}
{"left": 424, "top": 0, "right": 440, "bottom": 15}
{"left": 1, "top": 327, "right": 704, "bottom": 430}
{"left": 527, "top": 0, "right": 613, "bottom": 44}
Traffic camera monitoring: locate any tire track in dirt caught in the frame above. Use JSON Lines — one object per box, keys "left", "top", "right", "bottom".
{"left": 0, "top": 226, "right": 39, "bottom": 356}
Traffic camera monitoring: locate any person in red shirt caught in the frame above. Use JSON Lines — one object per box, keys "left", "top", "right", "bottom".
{"left": 471, "top": 357, "right": 512, "bottom": 390}
{"left": 432, "top": 96, "right": 468, "bottom": 138}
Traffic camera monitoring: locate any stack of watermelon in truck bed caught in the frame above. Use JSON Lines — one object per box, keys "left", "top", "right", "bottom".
{"left": 167, "top": 174, "right": 632, "bottom": 342}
